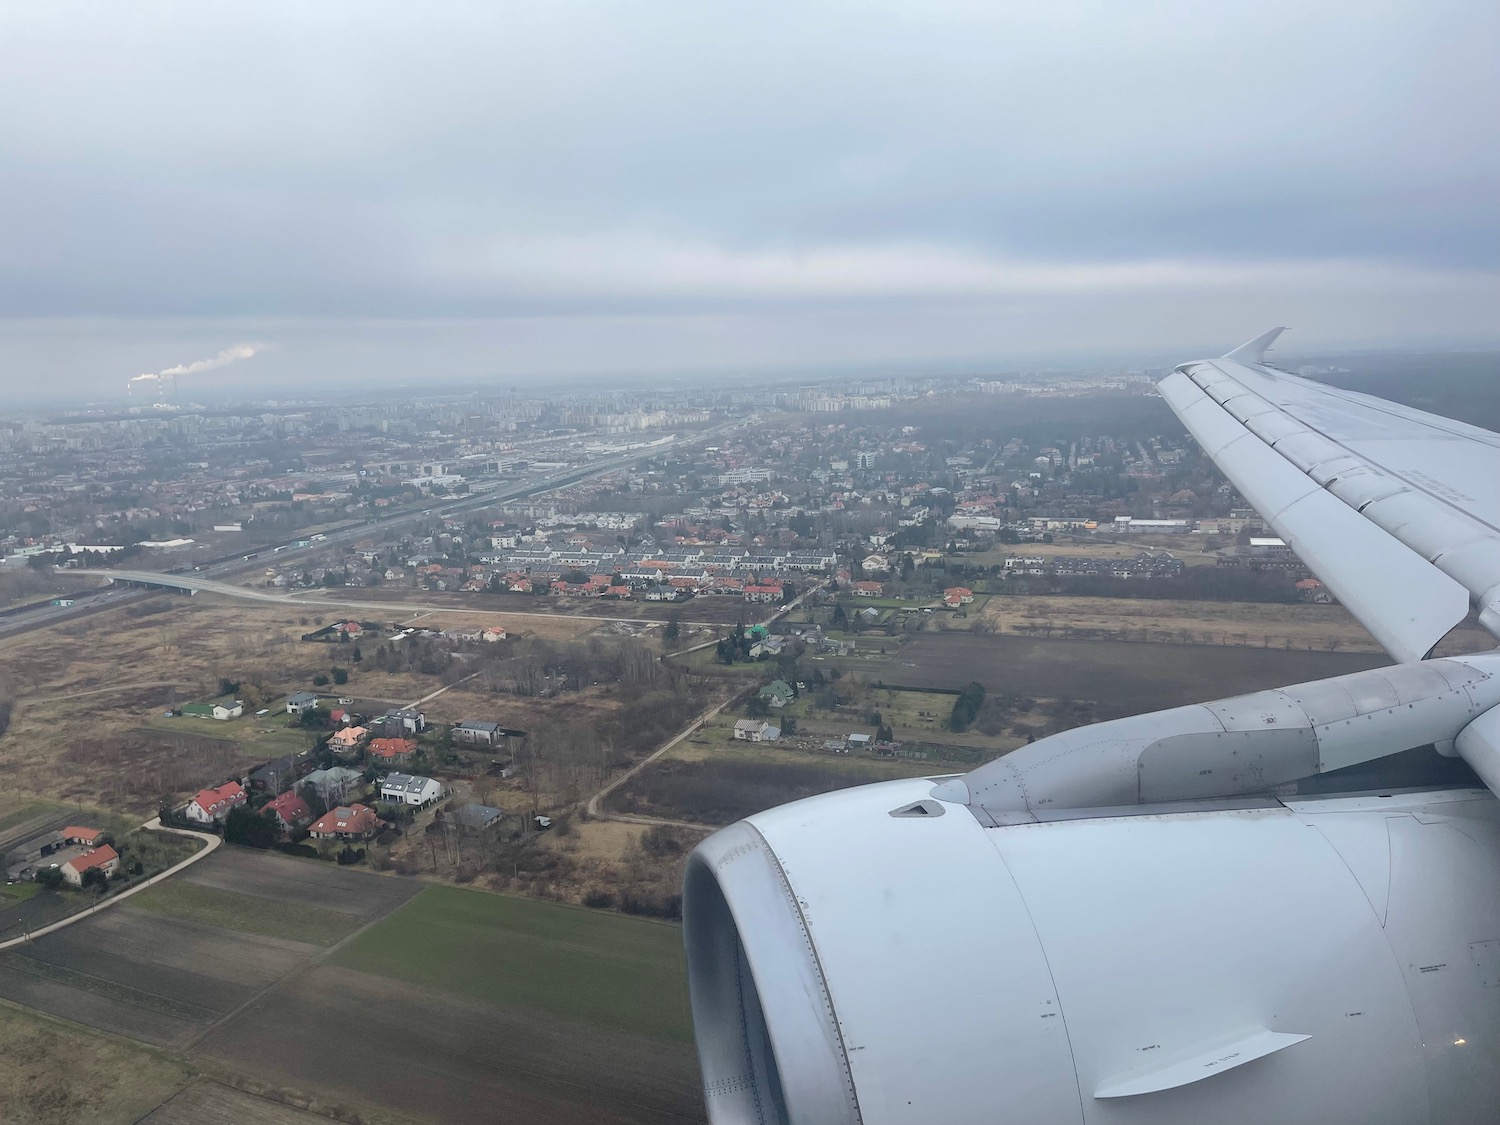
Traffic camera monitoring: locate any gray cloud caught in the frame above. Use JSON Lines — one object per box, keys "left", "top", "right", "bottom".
{"left": 0, "top": 0, "right": 1496, "bottom": 394}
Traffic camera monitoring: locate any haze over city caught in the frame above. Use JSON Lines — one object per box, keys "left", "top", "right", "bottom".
{"left": 2, "top": 0, "right": 1498, "bottom": 400}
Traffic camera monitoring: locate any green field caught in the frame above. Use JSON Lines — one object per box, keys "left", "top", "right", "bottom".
{"left": 333, "top": 885, "right": 693, "bottom": 1042}
{"left": 129, "top": 881, "right": 360, "bottom": 947}
{"left": 138, "top": 712, "right": 319, "bottom": 759}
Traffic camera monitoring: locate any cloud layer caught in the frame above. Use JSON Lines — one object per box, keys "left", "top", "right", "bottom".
{"left": 1, "top": 1, "right": 1496, "bottom": 393}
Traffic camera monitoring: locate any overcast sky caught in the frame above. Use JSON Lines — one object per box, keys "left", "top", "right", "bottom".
{"left": 2, "top": 0, "right": 1497, "bottom": 400}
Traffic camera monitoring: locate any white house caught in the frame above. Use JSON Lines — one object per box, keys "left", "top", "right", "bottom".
{"left": 733, "top": 719, "right": 780, "bottom": 743}
{"left": 285, "top": 691, "right": 320, "bottom": 714}
{"left": 185, "top": 781, "right": 247, "bottom": 824}
{"left": 61, "top": 845, "right": 120, "bottom": 887}
{"left": 379, "top": 773, "right": 444, "bottom": 807}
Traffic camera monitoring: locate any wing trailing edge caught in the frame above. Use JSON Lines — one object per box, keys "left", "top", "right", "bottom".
{"left": 1158, "top": 364, "right": 1470, "bottom": 662}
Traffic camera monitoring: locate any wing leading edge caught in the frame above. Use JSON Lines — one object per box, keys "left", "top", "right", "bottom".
{"left": 1160, "top": 331, "right": 1500, "bottom": 663}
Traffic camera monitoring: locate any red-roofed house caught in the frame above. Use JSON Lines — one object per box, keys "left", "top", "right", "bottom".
{"left": 62, "top": 826, "right": 105, "bottom": 846}
{"left": 943, "top": 586, "right": 974, "bottom": 607}
{"left": 367, "top": 738, "right": 417, "bottom": 767}
{"left": 852, "top": 581, "right": 885, "bottom": 597}
{"left": 309, "top": 803, "right": 381, "bottom": 841}
{"left": 266, "top": 791, "right": 313, "bottom": 833}
{"left": 743, "top": 583, "right": 783, "bottom": 604}
{"left": 185, "top": 781, "right": 247, "bottom": 825}
{"left": 61, "top": 845, "right": 119, "bottom": 887}
{"left": 329, "top": 726, "right": 368, "bottom": 753}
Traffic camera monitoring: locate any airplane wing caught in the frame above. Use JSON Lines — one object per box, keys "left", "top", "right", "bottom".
{"left": 1158, "top": 328, "right": 1500, "bottom": 663}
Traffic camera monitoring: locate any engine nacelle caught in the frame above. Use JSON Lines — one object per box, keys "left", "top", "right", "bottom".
{"left": 684, "top": 776, "right": 1500, "bottom": 1124}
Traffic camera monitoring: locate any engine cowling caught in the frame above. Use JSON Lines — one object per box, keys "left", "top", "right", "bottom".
{"left": 683, "top": 776, "right": 1500, "bottom": 1125}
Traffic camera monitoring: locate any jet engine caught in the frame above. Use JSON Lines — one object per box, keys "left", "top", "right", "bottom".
{"left": 684, "top": 656, "right": 1500, "bottom": 1124}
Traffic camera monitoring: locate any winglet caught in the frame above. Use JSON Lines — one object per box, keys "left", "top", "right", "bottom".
{"left": 1223, "top": 327, "right": 1288, "bottom": 365}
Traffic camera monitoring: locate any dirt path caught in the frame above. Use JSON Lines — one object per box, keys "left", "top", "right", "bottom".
{"left": 585, "top": 583, "right": 822, "bottom": 827}
{"left": 26, "top": 680, "right": 181, "bottom": 704}
{"left": 585, "top": 694, "right": 741, "bottom": 825}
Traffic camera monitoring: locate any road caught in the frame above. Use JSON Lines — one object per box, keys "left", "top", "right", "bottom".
{"left": 0, "top": 418, "right": 746, "bottom": 642}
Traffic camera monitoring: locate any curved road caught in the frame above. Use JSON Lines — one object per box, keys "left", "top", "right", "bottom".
{"left": 0, "top": 819, "right": 220, "bottom": 951}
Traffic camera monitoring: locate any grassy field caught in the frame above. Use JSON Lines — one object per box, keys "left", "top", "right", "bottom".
{"left": 128, "top": 880, "right": 363, "bottom": 947}
{"left": 0, "top": 1000, "right": 191, "bottom": 1125}
{"left": 137, "top": 713, "right": 319, "bottom": 759}
{"left": 979, "top": 593, "right": 1496, "bottom": 655}
{"left": 333, "top": 885, "right": 693, "bottom": 1043}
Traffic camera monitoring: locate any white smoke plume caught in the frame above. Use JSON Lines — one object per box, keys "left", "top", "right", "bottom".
{"left": 129, "top": 344, "right": 260, "bottom": 388}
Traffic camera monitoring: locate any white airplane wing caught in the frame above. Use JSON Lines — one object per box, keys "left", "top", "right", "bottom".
{"left": 1159, "top": 328, "right": 1500, "bottom": 663}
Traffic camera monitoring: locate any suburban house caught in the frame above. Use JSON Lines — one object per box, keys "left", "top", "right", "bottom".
{"left": 453, "top": 804, "right": 505, "bottom": 832}
{"left": 61, "top": 845, "right": 120, "bottom": 887}
{"left": 368, "top": 737, "right": 417, "bottom": 767}
{"left": 265, "top": 791, "right": 312, "bottom": 832}
{"left": 182, "top": 696, "right": 243, "bottom": 721}
{"left": 743, "top": 583, "right": 783, "bottom": 604}
{"left": 852, "top": 580, "right": 885, "bottom": 596}
{"left": 733, "top": 719, "right": 780, "bottom": 742}
{"left": 285, "top": 691, "right": 320, "bottom": 715}
{"left": 382, "top": 707, "right": 426, "bottom": 734}
{"left": 301, "top": 766, "right": 364, "bottom": 806}
{"left": 758, "top": 680, "right": 795, "bottom": 708}
{"left": 185, "top": 780, "right": 247, "bottom": 824}
{"left": 308, "top": 803, "right": 381, "bottom": 841}
{"left": 62, "top": 826, "right": 105, "bottom": 847}
{"left": 379, "top": 773, "right": 444, "bottom": 807}
{"left": 328, "top": 726, "right": 368, "bottom": 754}
{"left": 452, "top": 720, "right": 503, "bottom": 747}
{"left": 248, "top": 751, "right": 312, "bottom": 794}
{"left": 943, "top": 586, "right": 975, "bottom": 607}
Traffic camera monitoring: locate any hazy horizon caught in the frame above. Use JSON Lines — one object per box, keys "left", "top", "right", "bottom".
{"left": 2, "top": 1, "right": 1497, "bottom": 400}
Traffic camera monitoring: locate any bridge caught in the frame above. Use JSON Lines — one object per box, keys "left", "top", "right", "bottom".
{"left": 103, "top": 570, "right": 294, "bottom": 602}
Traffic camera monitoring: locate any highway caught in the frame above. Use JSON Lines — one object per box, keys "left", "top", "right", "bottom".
{"left": 0, "top": 418, "right": 747, "bottom": 641}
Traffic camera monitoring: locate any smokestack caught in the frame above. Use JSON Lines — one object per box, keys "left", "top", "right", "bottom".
{"left": 125, "top": 344, "right": 260, "bottom": 398}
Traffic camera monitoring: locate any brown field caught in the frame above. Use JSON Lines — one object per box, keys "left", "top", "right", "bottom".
{"left": 0, "top": 850, "right": 419, "bottom": 1050}
{"left": 306, "top": 585, "right": 756, "bottom": 626}
{"left": 0, "top": 999, "right": 192, "bottom": 1125}
{"left": 198, "top": 963, "right": 702, "bottom": 1125}
{"left": 979, "top": 594, "right": 1496, "bottom": 656}
{"left": 879, "top": 633, "right": 1390, "bottom": 716}
{"left": 0, "top": 593, "right": 609, "bottom": 809}
{"left": 0, "top": 847, "right": 704, "bottom": 1124}
{"left": 294, "top": 591, "right": 606, "bottom": 641}
{"left": 140, "top": 1078, "right": 368, "bottom": 1125}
